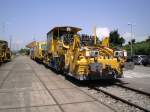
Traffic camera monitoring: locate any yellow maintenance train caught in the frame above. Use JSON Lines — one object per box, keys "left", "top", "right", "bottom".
{"left": 43, "top": 26, "right": 127, "bottom": 80}
{"left": 0, "top": 40, "right": 11, "bottom": 63}
{"left": 27, "top": 26, "right": 127, "bottom": 80}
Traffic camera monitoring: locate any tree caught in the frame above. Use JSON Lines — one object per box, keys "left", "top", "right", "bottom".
{"left": 124, "top": 38, "right": 150, "bottom": 55}
{"left": 128, "top": 41, "right": 131, "bottom": 45}
{"left": 119, "top": 37, "right": 125, "bottom": 46}
{"left": 128, "top": 39, "right": 135, "bottom": 45}
{"left": 19, "top": 48, "right": 29, "bottom": 55}
{"left": 109, "top": 30, "right": 125, "bottom": 47}
{"left": 131, "top": 39, "right": 136, "bottom": 44}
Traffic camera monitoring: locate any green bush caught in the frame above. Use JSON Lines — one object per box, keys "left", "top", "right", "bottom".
{"left": 124, "top": 41, "right": 150, "bottom": 55}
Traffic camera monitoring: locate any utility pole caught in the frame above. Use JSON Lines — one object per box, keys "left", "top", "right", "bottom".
{"left": 9, "top": 35, "right": 12, "bottom": 51}
{"left": 128, "top": 23, "right": 134, "bottom": 56}
{"left": 93, "top": 26, "right": 97, "bottom": 45}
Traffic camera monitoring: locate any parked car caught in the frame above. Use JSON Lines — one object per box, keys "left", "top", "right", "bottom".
{"left": 132, "top": 55, "right": 147, "bottom": 65}
{"left": 142, "top": 55, "right": 150, "bottom": 66}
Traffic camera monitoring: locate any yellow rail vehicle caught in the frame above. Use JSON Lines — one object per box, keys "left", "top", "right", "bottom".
{"left": 0, "top": 40, "right": 11, "bottom": 63}
{"left": 65, "top": 36, "right": 124, "bottom": 80}
{"left": 34, "top": 41, "right": 46, "bottom": 62}
{"left": 44, "top": 26, "right": 125, "bottom": 80}
{"left": 26, "top": 41, "right": 46, "bottom": 62}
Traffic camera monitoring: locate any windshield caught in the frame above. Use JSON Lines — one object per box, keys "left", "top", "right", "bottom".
{"left": 62, "top": 34, "right": 98, "bottom": 46}
{"left": 62, "top": 34, "right": 74, "bottom": 45}
{"left": 80, "top": 34, "right": 94, "bottom": 46}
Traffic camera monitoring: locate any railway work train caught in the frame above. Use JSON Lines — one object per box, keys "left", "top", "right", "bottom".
{"left": 26, "top": 41, "right": 46, "bottom": 62}
{"left": 27, "top": 26, "right": 127, "bottom": 80}
{"left": 0, "top": 40, "right": 11, "bottom": 63}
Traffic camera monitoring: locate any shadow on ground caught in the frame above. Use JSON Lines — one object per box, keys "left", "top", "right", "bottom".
{"left": 35, "top": 60, "right": 129, "bottom": 89}
{"left": 65, "top": 75, "right": 129, "bottom": 88}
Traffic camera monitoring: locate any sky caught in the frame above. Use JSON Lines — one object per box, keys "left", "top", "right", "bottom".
{"left": 0, "top": 0, "right": 150, "bottom": 50}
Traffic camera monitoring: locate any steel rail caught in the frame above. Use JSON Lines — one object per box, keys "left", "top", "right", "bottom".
{"left": 92, "top": 86, "right": 150, "bottom": 112}
{"left": 114, "top": 83, "right": 150, "bottom": 97}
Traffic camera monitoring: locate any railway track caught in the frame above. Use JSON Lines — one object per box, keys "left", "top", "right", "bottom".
{"left": 114, "top": 83, "right": 150, "bottom": 96}
{"left": 89, "top": 84, "right": 150, "bottom": 112}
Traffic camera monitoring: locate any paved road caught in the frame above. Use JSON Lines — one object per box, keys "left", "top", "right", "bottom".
{"left": 124, "top": 65, "right": 150, "bottom": 79}
{"left": 120, "top": 65, "right": 150, "bottom": 94}
{"left": 0, "top": 56, "right": 113, "bottom": 112}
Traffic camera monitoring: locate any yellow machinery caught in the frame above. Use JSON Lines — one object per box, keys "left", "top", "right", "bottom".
{"left": 44, "top": 26, "right": 126, "bottom": 80}
{"left": 0, "top": 40, "right": 11, "bottom": 63}
{"left": 43, "top": 26, "right": 81, "bottom": 70}
{"left": 65, "top": 35, "right": 125, "bottom": 80}
{"left": 34, "top": 41, "right": 46, "bottom": 62}
{"left": 26, "top": 41, "right": 46, "bottom": 62}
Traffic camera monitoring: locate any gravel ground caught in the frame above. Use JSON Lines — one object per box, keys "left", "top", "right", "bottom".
{"left": 79, "top": 87, "right": 144, "bottom": 112}
{"left": 99, "top": 85, "right": 150, "bottom": 111}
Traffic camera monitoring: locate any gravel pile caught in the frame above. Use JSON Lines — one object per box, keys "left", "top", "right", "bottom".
{"left": 79, "top": 87, "right": 144, "bottom": 112}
